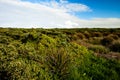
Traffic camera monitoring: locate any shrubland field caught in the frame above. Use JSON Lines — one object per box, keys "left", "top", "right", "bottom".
{"left": 0, "top": 28, "right": 120, "bottom": 80}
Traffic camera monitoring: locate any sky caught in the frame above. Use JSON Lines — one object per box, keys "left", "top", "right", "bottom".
{"left": 0, "top": 0, "right": 120, "bottom": 28}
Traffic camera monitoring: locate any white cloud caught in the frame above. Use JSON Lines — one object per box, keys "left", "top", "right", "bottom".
{"left": 40, "top": 0, "right": 91, "bottom": 13}
{"left": 0, "top": 0, "right": 120, "bottom": 28}
{"left": 76, "top": 18, "right": 120, "bottom": 28}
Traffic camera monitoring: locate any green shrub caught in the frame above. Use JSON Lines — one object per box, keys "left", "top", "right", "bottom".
{"left": 71, "top": 35, "right": 78, "bottom": 41}
{"left": 76, "top": 33, "right": 85, "bottom": 39}
{"left": 88, "top": 45, "right": 110, "bottom": 54}
{"left": 77, "top": 56, "right": 120, "bottom": 80}
{"left": 45, "top": 48, "right": 71, "bottom": 80}
{"left": 88, "top": 37, "right": 102, "bottom": 45}
{"left": 109, "top": 40, "right": 120, "bottom": 52}
{"left": 92, "top": 32, "right": 102, "bottom": 37}
{"left": 103, "top": 32, "right": 109, "bottom": 36}
{"left": 101, "top": 37, "right": 114, "bottom": 46}
{"left": 0, "top": 28, "right": 120, "bottom": 80}
{"left": 107, "top": 34, "right": 119, "bottom": 40}
{"left": 39, "top": 34, "right": 56, "bottom": 48}
{"left": 116, "top": 33, "right": 120, "bottom": 37}
{"left": 0, "top": 43, "right": 51, "bottom": 80}
{"left": 0, "top": 36, "right": 13, "bottom": 44}
{"left": 84, "top": 31, "right": 91, "bottom": 39}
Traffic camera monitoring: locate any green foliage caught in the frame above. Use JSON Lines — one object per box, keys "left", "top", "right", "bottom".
{"left": 0, "top": 43, "right": 51, "bottom": 80}
{"left": 88, "top": 37, "right": 102, "bottom": 45}
{"left": 45, "top": 48, "right": 71, "bottom": 80}
{"left": 0, "top": 36, "right": 13, "bottom": 44}
{"left": 72, "top": 34, "right": 78, "bottom": 41}
{"left": 88, "top": 45, "right": 110, "bottom": 54}
{"left": 76, "top": 33, "right": 85, "bottom": 39}
{"left": 77, "top": 56, "right": 120, "bottom": 80}
{"left": 101, "top": 36, "right": 114, "bottom": 46}
{"left": 40, "top": 34, "right": 56, "bottom": 48}
{"left": 107, "top": 34, "right": 119, "bottom": 40}
{"left": 109, "top": 40, "right": 120, "bottom": 52}
{"left": 84, "top": 31, "right": 91, "bottom": 39}
{"left": 92, "top": 32, "right": 102, "bottom": 37}
{"left": 0, "top": 28, "right": 120, "bottom": 80}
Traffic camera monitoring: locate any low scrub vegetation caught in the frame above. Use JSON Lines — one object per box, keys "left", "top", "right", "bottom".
{"left": 0, "top": 28, "right": 120, "bottom": 80}
{"left": 88, "top": 45, "right": 110, "bottom": 54}
{"left": 109, "top": 40, "right": 120, "bottom": 52}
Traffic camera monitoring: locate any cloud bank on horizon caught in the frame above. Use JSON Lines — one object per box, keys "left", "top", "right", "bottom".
{"left": 0, "top": 0, "right": 120, "bottom": 28}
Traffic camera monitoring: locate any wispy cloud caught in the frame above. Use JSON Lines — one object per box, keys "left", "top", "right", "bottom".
{"left": 0, "top": 0, "right": 120, "bottom": 28}
{"left": 40, "top": 0, "right": 91, "bottom": 13}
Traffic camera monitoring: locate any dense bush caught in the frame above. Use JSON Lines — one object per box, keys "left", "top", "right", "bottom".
{"left": 76, "top": 33, "right": 85, "bottom": 39}
{"left": 0, "top": 28, "right": 120, "bottom": 80}
{"left": 107, "top": 34, "right": 119, "bottom": 40}
{"left": 45, "top": 48, "right": 71, "bottom": 80}
{"left": 71, "top": 34, "right": 78, "bottom": 41}
{"left": 101, "top": 36, "right": 114, "bottom": 46}
{"left": 83, "top": 31, "right": 91, "bottom": 39}
{"left": 88, "top": 37, "right": 102, "bottom": 45}
{"left": 76, "top": 56, "right": 120, "bottom": 80}
{"left": 88, "top": 45, "right": 110, "bottom": 54}
{"left": 92, "top": 32, "right": 102, "bottom": 37}
{"left": 0, "top": 36, "right": 13, "bottom": 44}
{"left": 116, "top": 33, "right": 120, "bottom": 37}
{"left": 109, "top": 40, "right": 120, "bottom": 52}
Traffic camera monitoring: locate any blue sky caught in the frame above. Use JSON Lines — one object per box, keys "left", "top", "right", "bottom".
{"left": 76, "top": 0, "right": 120, "bottom": 19}
{"left": 0, "top": 0, "right": 120, "bottom": 28}
{"left": 22, "top": 0, "right": 120, "bottom": 19}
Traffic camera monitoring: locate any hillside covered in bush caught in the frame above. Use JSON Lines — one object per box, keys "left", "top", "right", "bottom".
{"left": 0, "top": 28, "right": 120, "bottom": 80}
